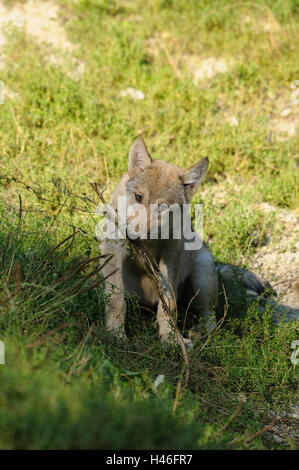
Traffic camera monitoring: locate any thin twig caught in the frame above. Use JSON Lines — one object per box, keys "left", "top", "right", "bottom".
{"left": 182, "top": 287, "right": 200, "bottom": 336}
{"left": 216, "top": 402, "right": 244, "bottom": 434}
{"left": 244, "top": 418, "right": 279, "bottom": 444}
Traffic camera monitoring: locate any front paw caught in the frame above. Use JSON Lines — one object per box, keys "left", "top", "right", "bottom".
{"left": 188, "top": 326, "right": 202, "bottom": 342}
{"left": 182, "top": 336, "right": 194, "bottom": 349}
{"left": 107, "top": 327, "right": 128, "bottom": 343}
{"left": 204, "top": 317, "right": 217, "bottom": 334}
{"left": 160, "top": 332, "right": 193, "bottom": 349}
{"left": 188, "top": 315, "right": 217, "bottom": 341}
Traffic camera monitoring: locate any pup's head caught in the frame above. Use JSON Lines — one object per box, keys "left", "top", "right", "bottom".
{"left": 125, "top": 136, "right": 209, "bottom": 241}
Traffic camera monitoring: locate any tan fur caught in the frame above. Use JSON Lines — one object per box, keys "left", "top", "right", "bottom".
{"left": 101, "top": 136, "right": 218, "bottom": 344}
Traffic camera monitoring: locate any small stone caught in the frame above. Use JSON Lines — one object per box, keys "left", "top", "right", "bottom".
{"left": 229, "top": 116, "right": 239, "bottom": 127}
{"left": 119, "top": 88, "right": 145, "bottom": 101}
{"left": 281, "top": 108, "right": 291, "bottom": 117}
{"left": 272, "top": 433, "right": 284, "bottom": 443}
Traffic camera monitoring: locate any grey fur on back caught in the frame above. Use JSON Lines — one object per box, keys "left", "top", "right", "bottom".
{"left": 216, "top": 264, "right": 274, "bottom": 296}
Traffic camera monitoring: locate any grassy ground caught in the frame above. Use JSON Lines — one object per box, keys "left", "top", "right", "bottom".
{"left": 0, "top": 0, "right": 298, "bottom": 450}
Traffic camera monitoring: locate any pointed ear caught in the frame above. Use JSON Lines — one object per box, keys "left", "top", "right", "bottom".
{"left": 182, "top": 157, "right": 209, "bottom": 199}
{"left": 128, "top": 136, "right": 152, "bottom": 177}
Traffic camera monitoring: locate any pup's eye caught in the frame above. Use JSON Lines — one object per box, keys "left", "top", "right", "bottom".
{"left": 135, "top": 193, "right": 143, "bottom": 203}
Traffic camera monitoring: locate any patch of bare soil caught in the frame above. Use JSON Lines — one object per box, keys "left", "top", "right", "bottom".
{"left": 183, "top": 55, "right": 233, "bottom": 84}
{"left": 265, "top": 404, "right": 299, "bottom": 448}
{"left": 267, "top": 97, "right": 299, "bottom": 142}
{"left": 209, "top": 89, "right": 298, "bottom": 140}
{"left": 0, "top": 0, "right": 73, "bottom": 50}
{"left": 243, "top": 10, "right": 282, "bottom": 35}
{"left": 251, "top": 203, "right": 299, "bottom": 313}
{"left": 0, "top": 0, "right": 84, "bottom": 80}
{"left": 145, "top": 32, "right": 234, "bottom": 83}
{"left": 202, "top": 181, "right": 299, "bottom": 316}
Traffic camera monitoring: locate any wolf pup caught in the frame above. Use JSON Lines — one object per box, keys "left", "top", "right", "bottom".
{"left": 101, "top": 136, "right": 271, "bottom": 344}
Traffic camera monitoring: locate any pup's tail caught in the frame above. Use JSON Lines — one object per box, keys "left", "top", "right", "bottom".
{"left": 216, "top": 264, "right": 275, "bottom": 297}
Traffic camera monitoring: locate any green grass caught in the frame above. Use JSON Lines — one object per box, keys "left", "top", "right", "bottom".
{"left": 0, "top": 0, "right": 298, "bottom": 450}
